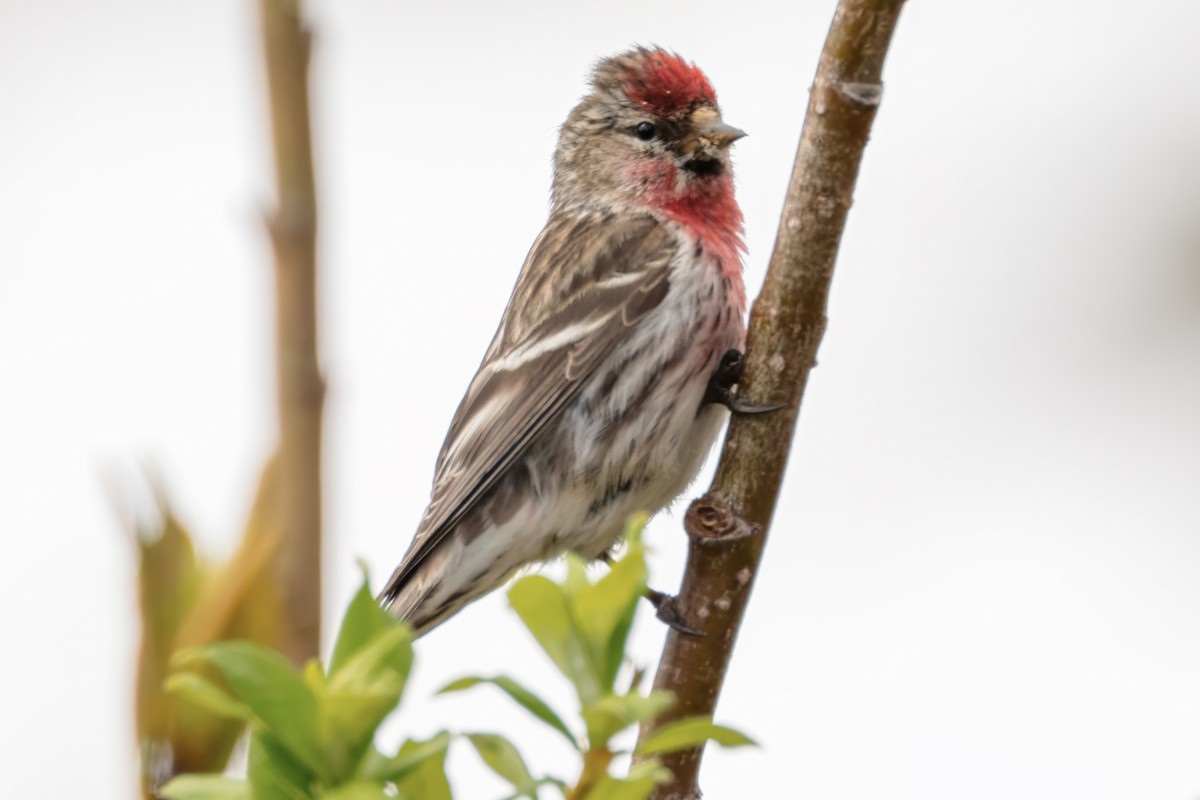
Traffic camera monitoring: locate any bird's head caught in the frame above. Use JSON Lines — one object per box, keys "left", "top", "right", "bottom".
{"left": 553, "top": 47, "right": 745, "bottom": 217}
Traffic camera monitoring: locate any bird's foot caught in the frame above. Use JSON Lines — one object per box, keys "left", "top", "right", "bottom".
{"left": 602, "top": 553, "right": 701, "bottom": 636}
{"left": 704, "top": 349, "right": 784, "bottom": 414}
{"left": 644, "top": 588, "right": 702, "bottom": 637}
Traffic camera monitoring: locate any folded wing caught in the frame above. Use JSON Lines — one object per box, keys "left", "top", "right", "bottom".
{"left": 380, "top": 212, "right": 677, "bottom": 605}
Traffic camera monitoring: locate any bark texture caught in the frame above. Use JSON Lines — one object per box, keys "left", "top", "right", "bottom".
{"left": 260, "top": 0, "right": 324, "bottom": 666}
{"left": 636, "top": 2, "right": 907, "bottom": 797}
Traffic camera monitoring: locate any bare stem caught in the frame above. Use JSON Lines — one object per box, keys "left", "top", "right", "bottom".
{"left": 259, "top": 0, "right": 324, "bottom": 666}
{"left": 568, "top": 748, "right": 616, "bottom": 800}
{"left": 635, "top": 1, "right": 907, "bottom": 797}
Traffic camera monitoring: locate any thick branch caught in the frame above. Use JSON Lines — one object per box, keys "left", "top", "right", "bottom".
{"left": 636, "top": 2, "right": 906, "bottom": 796}
{"left": 260, "top": 0, "right": 324, "bottom": 666}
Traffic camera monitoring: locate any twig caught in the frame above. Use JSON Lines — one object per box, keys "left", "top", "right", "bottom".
{"left": 635, "top": 2, "right": 907, "bottom": 796}
{"left": 259, "top": 0, "right": 324, "bottom": 666}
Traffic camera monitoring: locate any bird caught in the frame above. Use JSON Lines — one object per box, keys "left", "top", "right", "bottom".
{"left": 380, "top": 47, "right": 756, "bottom": 635}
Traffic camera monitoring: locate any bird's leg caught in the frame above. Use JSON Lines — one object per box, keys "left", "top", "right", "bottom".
{"left": 599, "top": 552, "right": 702, "bottom": 637}
{"left": 705, "top": 349, "right": 783, "bottom": 414}
{"left": 644, "top": 588, "right": 703, "bottom": 637}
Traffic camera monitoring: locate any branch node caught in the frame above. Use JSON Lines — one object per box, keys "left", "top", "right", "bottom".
{"left": 264, "top": 200, "right": 317, "bottom": 245}
{"left": 282, "top": 369, "right": 326, "bottom": 406}
{"left": 837, "top": 80, "right": 884, "bottom": 107}
{"left": 683, "top": 494, "right": 758, "bottom": 545}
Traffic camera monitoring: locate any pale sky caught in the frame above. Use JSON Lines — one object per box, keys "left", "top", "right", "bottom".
{"left": 2, "top": 1, "right": 1199, "bottom": 798}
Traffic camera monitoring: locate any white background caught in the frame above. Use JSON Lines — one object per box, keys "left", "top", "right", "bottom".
{"left": 2, "top": 1, "right": 1199, "bottom": 798}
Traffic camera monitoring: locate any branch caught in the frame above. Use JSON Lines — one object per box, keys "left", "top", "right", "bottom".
{"left": 259, "top": 0, "right": 324, "bottom": 666}
{"left": 636, "top": 1, "right": 907, "bottom": 796}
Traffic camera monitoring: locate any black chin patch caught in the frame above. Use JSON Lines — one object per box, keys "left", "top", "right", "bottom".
{"left": 682, "top": 157, "right": 723, "bottom": 177}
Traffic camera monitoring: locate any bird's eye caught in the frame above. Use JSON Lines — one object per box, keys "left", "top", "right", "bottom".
{"left": 634, "top": 121, "right": 657, "bottom": 141}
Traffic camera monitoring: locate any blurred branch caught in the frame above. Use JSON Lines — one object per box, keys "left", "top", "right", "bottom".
{"left": 635, "top": 1, "right": 907, "bottom": 796}
{"left": 133, "top": 461, "right": 282, "bottom": 798}
{"left": 259, "top": 0, "right": 324, "bottom": 666}
{"left": 131, "top": 2, "right": 322, "bottom": 791}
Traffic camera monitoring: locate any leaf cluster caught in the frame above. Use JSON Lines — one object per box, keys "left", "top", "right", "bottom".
{"left": 160, "top": 517, "right": 753, "bottom": 800}
{"left": 444, "top": 516, "right": 753, "bottom": 799}
{"left": 162, "top": 580, "right": 449, "bottom": 800}
{"left": 134, "top": 461, "right": 284, "bottom": 796}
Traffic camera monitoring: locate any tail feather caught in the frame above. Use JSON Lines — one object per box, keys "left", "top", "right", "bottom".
{"left": 379, "top": 528, "right": 525, "bottom": 637}
{"left": 378, "top": 539, "right": 456, "bottom": 636}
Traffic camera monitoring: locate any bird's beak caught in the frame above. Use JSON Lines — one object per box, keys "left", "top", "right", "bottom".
{"left": 699, "top": 118, "right": 747, "bottom": 149}
{"left": 681, "top": 107, "right": 746, "bottom": 174}
{"left": 690, "top": 105, "right": 746, "bottom": 150}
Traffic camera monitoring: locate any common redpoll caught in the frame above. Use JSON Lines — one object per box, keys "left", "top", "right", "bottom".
{"left": 381, "top": 47, "right": 754, "bottom": 634}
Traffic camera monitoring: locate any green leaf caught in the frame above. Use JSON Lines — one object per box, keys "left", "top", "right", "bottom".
{"left": 535, "top": 775, "right": 571, "bottom": 797}
{"left": 175, "top": 642, "right": 326, "bottom": 776}
{"left": 634, "top": 717, "right": 757, "bottom": 757}
{"left": 317, "top": 782, "right": 390, "bottom": 800}
{"left": 391, "top": 735, "right": 452, "bottom": 800}
{"left": 439, "top": 675, "right": 577, "bottom": 749}
{"left": 303, "top": 659, "right": 328, "bottom": 695}
{"left": 583, "top": 777, "right": 654, "bottom": 800}
{"left": 358, "top": 731, "right": 452, "bottom": 783}
{"left": 465, "top": 733, "right": 538, "bottom": 797}
{"left": 326, "top": 626, "right": 413, "bottom": 698}
{"left": 247, "top": 731, "right": 316, "bottom": 800}
{"left": 165, "top": 672, "right": 256, "bottom": 723}
{"left": 508, "top": 575, "right": 602, "bottom": 704}
{"left": 582, "top": 760, "right": 671, "bottom": 800}
{"left": 561, "top": 553, "right": 591, "bottom": 596}
{"left": 322, "top": 626, "right": 414, "bottom": 778}
{"left": 573, "top": 532, "right": 647, "bottom": 691}
{"left": 159, "top": 775, "right": 251, "bottom": 800}
{"left": 581, "top": 691, "right": 674, "bottom": 750}
{"left": 328, "top": 573, "right": 400, "bottom": 677}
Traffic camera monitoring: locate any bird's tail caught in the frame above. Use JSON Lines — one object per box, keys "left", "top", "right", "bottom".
{"left": 378, "top": 537, "right": 481, "bottom": 637}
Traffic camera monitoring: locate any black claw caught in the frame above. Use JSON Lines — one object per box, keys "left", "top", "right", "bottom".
{"left": 726, "top": 398, "right": 785, "bottom": 415}
{"left": 644, "top": 588, "right": 703, "bottom": 637}
{"left": 704, "top": 348, "right": 783, "bottom": 415}
{"left": 713, "top": 349, "right": 745, "bottom": 390}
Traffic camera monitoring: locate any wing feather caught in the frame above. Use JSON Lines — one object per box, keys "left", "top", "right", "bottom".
{"left": 380, "top": 212, "right": 677, "bottom": 603}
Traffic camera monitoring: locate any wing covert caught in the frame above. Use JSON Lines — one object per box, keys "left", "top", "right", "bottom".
{"left": 381, "top": 212, "right": 677, "bottom": 602}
